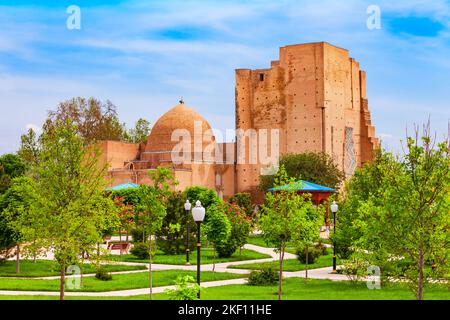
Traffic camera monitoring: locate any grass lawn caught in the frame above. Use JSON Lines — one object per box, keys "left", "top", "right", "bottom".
{"left": 1, "top": 278, "right": 448, "bottom": 300}
{"left": 103, "top": 248, "right": 270, "bottom": 265}
{"left": 228, "top": 252, "right": 338, "bottom": 272}
{"left": 0, "top": 270, "right": 245, "bottom": 292}
{"left": 0, "top": 260, "right": 146, "bottom": 277}
{"left": 247, "top": 235, "right": 297, "bottom": 253}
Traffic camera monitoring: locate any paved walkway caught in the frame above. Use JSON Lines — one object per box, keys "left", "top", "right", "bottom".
{"left": 0, "top": 243, "right": 350, "bottom": 297}
{"left": 0, "top": 278, "right": 249, "bottom": 297}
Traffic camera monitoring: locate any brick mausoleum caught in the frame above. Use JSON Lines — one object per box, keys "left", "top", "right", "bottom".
{"left": 98, "top": 42, "right": 379, "bottom": 202}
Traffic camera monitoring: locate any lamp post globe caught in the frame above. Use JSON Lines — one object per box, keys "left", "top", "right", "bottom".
{"left": 191, "top": 200, "right": 205, "bottom": 299}
{"left": 184, "top": 200, "right": 192, "bottom": 211}
{"left": 330, "top": 201, "right": 338, "bottom": 273}
{"left": 184, "top": 200, "right": 192, "bottom": 265}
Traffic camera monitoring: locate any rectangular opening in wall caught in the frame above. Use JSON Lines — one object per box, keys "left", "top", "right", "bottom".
{"left": 259, "top": 73, "right": 264, "bottom": 81}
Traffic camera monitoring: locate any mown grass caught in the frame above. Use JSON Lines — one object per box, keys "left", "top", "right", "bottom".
{"left": 1, "top": 278, "right": 448, "bottom": 300}
{"left": 0, "top": 260, "right": 146, "bottom": 278}
{"left": 0, "top": 270, "right": 245, "bottom": 292}
{"left": 104, "top": 248, "right": 270, "bottom": 265}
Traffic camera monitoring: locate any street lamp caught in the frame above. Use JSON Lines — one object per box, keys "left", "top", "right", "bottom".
{"left": 191, "top": 200, "right": 205, "bottom": 299}
{"left": 184, "top": 200, "right": 192, "bottom": 265}
{"left": 330, "top": 201, "right": 338, "bottom": 274}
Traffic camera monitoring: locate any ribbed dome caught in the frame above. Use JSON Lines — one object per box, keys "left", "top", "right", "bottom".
{"left": 145, "top": 103, "right": 214, "bottom": 153}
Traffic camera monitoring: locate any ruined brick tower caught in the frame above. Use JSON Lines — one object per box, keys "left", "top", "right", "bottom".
{"left": 235, "top": 42, "right": 379, "bottom": 197}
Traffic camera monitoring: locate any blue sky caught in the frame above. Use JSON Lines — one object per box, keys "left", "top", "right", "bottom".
{"left": 0, "top": 0, "right": 449, "bottom": 154}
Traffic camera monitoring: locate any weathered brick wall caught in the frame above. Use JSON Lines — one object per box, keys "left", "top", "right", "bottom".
{"left": 235, "top": 42, "right": 379, "bottom": 196}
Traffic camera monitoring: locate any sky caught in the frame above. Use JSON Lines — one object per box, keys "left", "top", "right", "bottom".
{"left": 0, "top": 0, "right": 449, "bottom": 155}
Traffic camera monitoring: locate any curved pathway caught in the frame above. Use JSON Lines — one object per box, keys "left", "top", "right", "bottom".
{"left": 0, "top": 244, "right": 348, "bottom": 297}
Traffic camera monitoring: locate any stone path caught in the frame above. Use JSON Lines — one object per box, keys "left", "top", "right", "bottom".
{"left": 0, "top": 243, "right": 350, "bottom": 297}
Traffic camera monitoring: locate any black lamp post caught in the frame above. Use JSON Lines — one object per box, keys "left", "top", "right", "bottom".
{"left": 191, "top": 200, "right": 205, "bottom": 299}
{"left": 330, "top": 201, "right": 338, "bottom": 274}
{"left": 184, "top": 200, "right": 192, "bottom": 265}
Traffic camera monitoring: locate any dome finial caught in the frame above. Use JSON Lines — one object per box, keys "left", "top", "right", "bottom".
{"left": 179, "top": 97, "right": 184, "bottom": 104}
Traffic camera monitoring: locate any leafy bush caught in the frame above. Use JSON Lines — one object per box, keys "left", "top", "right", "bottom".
{"left": 156, "top": 191, "right": 197, "bottom": 255}
{"left": 131, "top": 225, "right": 147, "bottom": 243}
{"left": 185, "top": 186, "right": 221, "bottom": 222}
{"left": 204, "top": 203, "right": 231, "bottom": 261}
{"left": 259, "top": 152, "right": 345, "bottom": 191}
{"left": 247, "top": 268, "right": 278, "bottom": 286}
{"left": 165, "top": 275, "right": 202, "bottom": 300}
{"left": 130, "top": 242, "right": 150, "bottom": 259}
{"left": 229, "top": 193, "right": 253, "bottom": 218}
{"left": 296, "top": 242, "right": 328, "bottom": 264}
{"left": 109, "top": 188, "right": 143, "bottom": 208}
{"left": 95, "top": 267, "right": 112, "bottom": 281}
{"left": 217, "top": 203, "right": 252, "bottom": 258}
{"left": 341, "top": 253, "right": 371, "bottom": 283}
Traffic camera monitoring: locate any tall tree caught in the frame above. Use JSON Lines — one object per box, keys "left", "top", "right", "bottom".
{"left": 349, "top": 125, "right": 449, "bottom": 300}
{"left": 0, "top": 177, "right": 37, "bottom": 273}
{"left": 260, "top": 165, "right": 316, "bottom": 300}
{"left": 139, "top": 166, "right": 177, "bottom": 300}
{"left": 25, "top": 119, "right": 118, "bottom": 300}
{"left": 203, "top": 202, "right": 231, "bottom": 271}
{"left": 45, "top": 97, "right": 126, "bottom": 144}
{"left": 17, "top": 128, "right": 41, "bottom": 166}
{"left": 334, "top": 149, "right": 389, "bottom": 260}
{"left": 0, "top": 154, "right": 27, "bottom": 194}
{"left": 125, "top": 118, "right": 151, "bottom": 144}
{"left": 260, "top": 152, "right": 344, "bottom": 191}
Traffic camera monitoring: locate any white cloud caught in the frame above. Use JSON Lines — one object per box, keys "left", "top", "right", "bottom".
{"left": 25, "top": 123, "right": 41, "bottom": 133}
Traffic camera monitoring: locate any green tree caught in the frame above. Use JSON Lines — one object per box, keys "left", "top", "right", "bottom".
{"left": 125, "top": 118, "right": 151, "bottom": 143}
{"left": 203, "top": 202, "right": 231, "bottom": 271}
{"left": 260, "top": 152, "right": 344, "bottom": 191}
{"left": 18, "top": 128, "right": 41, "bottom": 166}
{"left": 229, "top": 192, "right": 253, "bottom": 218}
{"left": 156, "top": 191, "right": 196, "bottom": 255}
{"left": 217, "top": 203, "right": 252, "bottom": 258}
{"left": 45, "top": 97, "right": 126, "bottom": 144}
{"left": 260, "top": 165, "right": 316, "bottom": 300}
{"left": 0, "top": 154, "right": 27, "bottom": 194}
{"left": 185, "top": 186, "right": 221, "bottom": 223}
{"left": 140, "top": 166, "right": 177, "bottom": 299}
{"left": 292, "top": 204, "right": 323, "bottom": 280}
{"left": 24, "top": 119, "right": 118, "bottom": 300}
{"left": 348, "top": 127, "right": 450, "bottom": 300}
{"left": 334, "top": 149, "right": 388, "bottom": 259}
{"left": 113, "top": 196, "right": 135, "bottom": 251}
{"left": 165, "top": 275, "right": 202, "bottom": 300}
{"left": 109, "top": 187, "right": 143, "bottom": 209}
{"left": 0, "top": 177, "right": 37, "bottom": 272}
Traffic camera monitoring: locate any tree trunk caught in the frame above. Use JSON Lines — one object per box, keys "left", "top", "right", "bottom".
{"left": 97, "top": 242, "right": 100, "bottom": 267}
{"left": 15, "top": 245, "right": 20, "bottom": 274}
{"left": 417, "top": 248, "right": 424, "bottom": 300}
{"left": 305, "top": 247, "right": 309, "bottom": 280}
{"left": 80, "top": 266, "right": 84, "bottom": 288}
{"left": 213, "top": 247, "right": 216, "bottom": 272}
{"left": 59, "top": 265, "right": 66, "bottom": 301}
{"left": 149, "top": 236, "right": 153, "bottom": 300}
{"left": 278, "top": 246, "right": 285, "bottom": 301}
{"left": 33, "top": 239, "right": 37, "bottom": 263}
{"left": 119, "top": 231, "right": 122, "bottom": 256}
